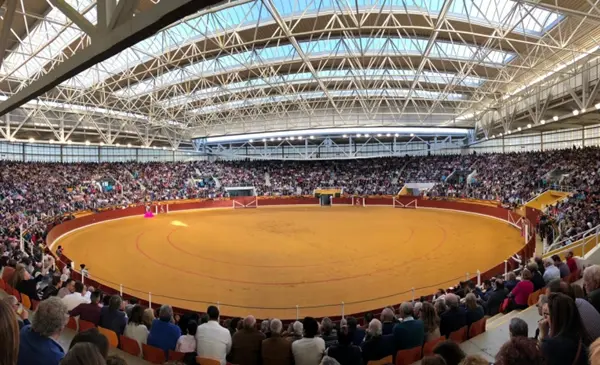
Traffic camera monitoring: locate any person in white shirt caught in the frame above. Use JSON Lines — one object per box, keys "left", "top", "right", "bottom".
{"left": 195, "top": 306, "right": 231, "bottom": 365}
{"left": 61, "top": 281, "right": 90, "bottom": 311}
{"left": 124, "top": 305, "right": 149, "bottom": 355}
{"left": 292, "top": 317, "right": 325, "bottom": 365}
{"left": 176, "top": 320, "right": 198, "bottom": 353}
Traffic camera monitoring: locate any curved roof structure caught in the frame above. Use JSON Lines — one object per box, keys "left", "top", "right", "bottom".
{"left": 0, "top": 0, "right": 598, "bottom": 149}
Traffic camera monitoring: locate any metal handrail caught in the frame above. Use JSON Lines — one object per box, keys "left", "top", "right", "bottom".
{"left": 544, "top": 223, "right": 600, "bottom": 256}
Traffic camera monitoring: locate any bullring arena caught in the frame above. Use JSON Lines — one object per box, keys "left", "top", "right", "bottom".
{"left": 49, "top": 197, "right": 529, "bottom": 319}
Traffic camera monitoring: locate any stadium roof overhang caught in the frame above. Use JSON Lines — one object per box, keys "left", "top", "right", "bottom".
{"left": 0, "top": 0, "right": 598, "bottom": 150}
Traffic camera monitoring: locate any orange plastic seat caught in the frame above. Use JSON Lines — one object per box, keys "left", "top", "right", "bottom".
{"left": 527, "top": 289, "right": 541, "bottom": 307}
{"left": 449, "top": 326, "right": 468, "bottom": 344}
{"left": 422, "top": 336, "right": 446, "bottom": 357}
{"left": 196, "top": 357, "right": 221, "bottom": 365}
{"left": 395, "top": 347, "right": 422, "bottom": 365}
{"left": 119, "top": 335, "right": 141, "bottom": 357}
{"left": 98, "top": 326, "right": 119, "bottom": 348}
{"left": 468, "top": 317, "right": 486, "bottom": 338}
{"left": 367, "top": 355, "right": 393, "bottom": 365}
{"left": 66, "top": 316, "right": 78, "bottom": 331}
{"left": 78, "top": 319, "right": 96, "bottom": 332}
{"left": 143, "top": 344, "right": 166, "bottom": 364}
{"left": 169, "top": 350, "right": 186, "bottom": 361}
{"left": 20, "top": 293, "right": 32, "bottom": 310}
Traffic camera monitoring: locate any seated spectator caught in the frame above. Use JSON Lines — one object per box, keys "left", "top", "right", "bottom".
{"left": 527, "top": 261, "right": 545, "bottom": 291}
{"left": 566, "top": 250, "right": 578, "bottom": 274}
{"left": 41, "top": 275, "right": 62, "bottom": 300}
{"left": 106, "top": 355, "right": 127, "bottom": 365}
{"left": 320, "top": 317, "right": 338, "bottom": 348}
{"left": 464, "top": 293, "right": 484, "bottom": 326}
{"left": 0, "top": 298, "right": 19, "bottom": 365}
{"left": 346, "top": 317, "right": 365, "bottom": 346}
{"left": 591, "top": 337, "right": 600, "bottom": 365}
{"left": 142, "top": 307, "right": 155, "bottom": 330}
{"left": 195, "top": 305, "right": 232, "bottom": 365}
{"left": 70, "top": 290, "right": 102, "bottom": 325}
{"left": 228, "top": 318, "right": 240, "bottom": 337}
{"left": 505, "top": 272, "right": 519, "bottom": 292}
{"left": 393, "top": 301, "right": 424, "bottom": 350}
{"left": 18, "top": 297, "right": 69, "bottom": 365}
{"left": 585, "top": 265, "right": 600, "bottom": 314}
{"left": 57, "top": 279, "right": 75, "bottom": 299}
{"left": 292, "top": 317, "right": 325, "bottom": 365}
{"left": 61, "top": 342, "right": 105, "bottom": 365}
{"left": 361, "top": 319, "right": 394, "bottom": 363}
{"left": 460, "top": 355, "right": 489, "bottom": 365}
{"left": 176, "top": 320, "right": 197, "bottom": 353}
{"left": 262, "top": 319, "right": 293, "bottom": 365}
{"left": 413, "top": 302, "right": 423, "bottom": 319}
{"left": 380, "top": 307, "right": 396, "bottom": 335}
{"left": 495, "top": 336, "right": 545, "bottom": 365}
{"left": 230, "top": 315, "right": 265, "bottom": 365}
{"left": 546, "top": 278, "right": 600, "bottom": 342}
{"left": 3, "top": 295, "right": 30, "bottom": 329}
{"left": 539, "top": 293, "right": 589, "bottom": 365}
{"left": 326, "top": 325, "right": 362, "bottom": 365}
{"left": 439, "top": 294, "right": 466, "bottom": 338}
{"left": 508, "top": 269, "right": 534, "bottom": 311}
{"left": 99, "top": 295, "right": 127, "bottom": 335}
{"left": 552, "top": 254, "right": 570, "bottom": 279}
{"left": 420, "top": 355, "right": 447, "bottom": 365}
{"left": 508, "top": 318, "right": 529, "bottom": 339}
{"left": 69, "top": 327, "right": 109, "bottom": 359}
{"left": 288, "top": 321, "right": 304, "bottom": 342}
{"left": 124, "top": 305, "right": 149, "bottom": 353}
{"left": 148, "top": 304, "right": 181, "bottom": 356}
{"left": 543, "top": 259, "right": 561, "bottom": 284}
{"left": 62, "top": 281, "right": 90, "bottom": 311}
{"left": 320, "top": 356, "right": 341, "bottom": 365}
{"left": 421, "top": 302, "right": 441, "bottom": 342}
{"left": 432, "top": 340, "right": 465, "bottom": 365}
{"left": 434, "top": 299, "right": 447, "bottom": 317}
{"left": 124, "top": 298, "right": 138, "bottom": 318}
{"left": 485, "top": 279, "right": 508, "bottom": 316}
{"left": 572, "top": 283, "right": 585, "bottom": 299}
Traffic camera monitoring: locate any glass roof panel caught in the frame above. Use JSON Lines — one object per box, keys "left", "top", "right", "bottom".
{"left": 113, "top": 37, "right": 510, "bottom": 98}
{"left": 189, "top": 88, "right": 467, "bottom": 115}
{"left": 156, "top": 69, "right": 485, "bottom": 109}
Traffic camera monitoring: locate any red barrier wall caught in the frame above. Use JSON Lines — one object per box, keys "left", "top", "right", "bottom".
{"left": 47, "top": 196, "right": 536, "bottom": 322}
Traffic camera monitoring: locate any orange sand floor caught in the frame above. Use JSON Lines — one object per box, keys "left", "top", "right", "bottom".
{"left": 56, "top": 206, "right": 523, "bottom": 319}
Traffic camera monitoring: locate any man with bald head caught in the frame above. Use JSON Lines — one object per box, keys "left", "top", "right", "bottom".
{"left": 439, "top": 293, "right": 467, "bottom": 338}
{"left": 392, "top": 302, "right": 424, "bottom": 351}
{"left": 231, "top": 315, "right": 266, "bottom": 365}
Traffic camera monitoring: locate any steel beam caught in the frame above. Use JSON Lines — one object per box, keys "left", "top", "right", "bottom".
{"left": 0, "top": 0, "right": 17, "bottom": 69}
{"left": 0, "top": 0, "right": 221, "bottom": 118}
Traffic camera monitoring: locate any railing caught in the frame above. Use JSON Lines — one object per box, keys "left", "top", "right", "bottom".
{"left": 543, "top": 223, "right": 600, "bottom": 258}
{"left": 44, "top": 195, "right": 536, "bottom": 321}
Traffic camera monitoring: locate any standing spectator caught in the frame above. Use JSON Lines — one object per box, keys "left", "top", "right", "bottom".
{"left": 432, "top": 340, "right": 465, "bottom": 365}
{"left": 18, "top": 297, "right": 69, "bottom": 365}
{"left": 124, "top": 305, "right": 149, "bottom": 353}
{"left": 361, "top": 319, "right": 394, "bottom": 363}
{"left": 195, "top": 305, "right": 232, "bottom": 365}
{"left": 495, "top": 337, "right": 544, "bottom": 365}
{"left": 464, "top": 293, "right": 484, "bottom": 326}
{"left": 439, "top": 294, "right": 466, "bottom": 338}
{"left": 508, "top": 269, "right": 534, "bottom": 310}
{"left": 99, "top": 295, "right": 127, "bottom": 335}
{"left": 320, "top": 317, "right": 338, "bottom": 348}
{"left": 380, "top": 308, "right": 396, "bottom": 335}
{"left": 585, "top": 265, "right": 600, "bottom": 314}
{"left": 3, "top": 295, "right": 30, "bottom": 329}
{"left": 13, "top": 265, "right": 45, "bottom": 301}
{"left": 527, "top": 262, "right": 545, "bottom": 291}
{"left": 0, "top": 299, "right": 19, "bottom": 365}
{"left": 148, "top": 305, "right": 181, "bottom": 356}
{"left": 176, "top": 320, "right": 197, "bottom": 353}
{"left": 539, "top": 293, "right": 589, "bottom": 365}
{"left": 552, "top": 255, "right": 571, "bottom": 279}
{"left": 230, "top": 315, "right": 265, "bottom": 365}
{"left": 566, "top": 251, "right": 578, "bottom": 274}
{"left": 508, "top": 318, "right": 529, "bottom": 338}
{"left": 70, "top": 290, "right": 102, "bottom": 325}
{"left": 421, "top": 302, "right": 441, "bottom": 342}
{"left": 292, "top": 317, "right": 325, "bottom": 365}
{"left": 326, "top": 326, "right": 362, "bottom": 365}
{"left": 543, "top": 260, "right": 561, "bottom": 284}
{"left": 484, "top": 280, "right": 508, "bottom": 316}
{"left": 392, "top": 301, "right": 424, "bottom": 350}
{"left": 262, "top": 319, "right": 293, "bottom": 365}
{"left": 62, "top": 281, "right": 90, "bottom": 311}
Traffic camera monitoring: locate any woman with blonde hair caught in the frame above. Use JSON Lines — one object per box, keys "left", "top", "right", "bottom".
{"left": 142, "top": 307, "right": 155, "bottom": 330}
{"left": 421, "top": 302, "right": 441, "bottom": 342}
{"left": 464, "top": 293, "right": 484, "bottom": 326}
{"left": 12, "top": 263, "right": 44, "bottom": 301}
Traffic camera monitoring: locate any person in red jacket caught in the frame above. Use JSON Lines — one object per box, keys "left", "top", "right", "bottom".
{"left": 566, "top": 250, "right": 578, "bottom": 275}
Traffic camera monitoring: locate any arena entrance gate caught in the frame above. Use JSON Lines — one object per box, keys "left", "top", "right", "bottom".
{"left": 226, "top": 186, "right": 258, "bottom": 209}
{"left": 393, "top": 197, "right": 418, "bottom": 209}
{"left": 314, "top": 188, "right": 343, "bottom": 207}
